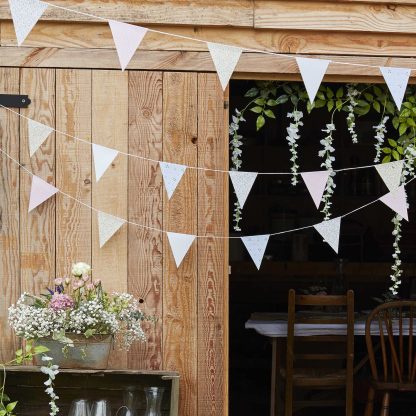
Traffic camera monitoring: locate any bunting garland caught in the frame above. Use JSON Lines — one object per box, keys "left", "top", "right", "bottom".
{"left": 375, "top": 160, "right": 404, "bottom": 192}
{"left": 92, "top": 144, "right": 119, "bottom": 182}
{"left": 380, "top": 67, "right": 411, "bottom": 110}
{"left": 159, "top": 162, "right": 187, "bottom": 199}
{"left": 28, "top": 175, "right": 58, "bottom": 212}
{"left": 28, "top": 119, "right": 54, "bottom": 157}
{"left": 300, "top": 170, "right": 331, "bottom": 208}
{"left": 97, "top": 212, "right": 126, "bottom": 248}
{"left": 379, "top": 185, "right": 409, "bottom": 221}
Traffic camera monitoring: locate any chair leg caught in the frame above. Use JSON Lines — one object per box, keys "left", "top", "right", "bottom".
{"left": 379, "top": 392, "right": 390, "bottom": 416}
{"left": 284, "top": 378, "right": 293, "bottom": 416}
{"left": 364, "top": 386, "right": 375, "bottom": 416}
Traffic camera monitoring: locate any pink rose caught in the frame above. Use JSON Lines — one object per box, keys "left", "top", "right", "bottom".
{"left": 54, "top": 278, "right": 63, "bottom": 285}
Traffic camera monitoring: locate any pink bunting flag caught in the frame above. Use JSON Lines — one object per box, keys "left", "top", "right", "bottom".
{"left": 379, "top": 185, "right": 409, "bottom": 221}
{"left": 109, "top": 20, "right": 148, "bottom": 71}
{"left": 28, "top": 175, "right": 58, "bottom": 212}
{"left": 300, "top": 170, "right": 330, "bottom": 208}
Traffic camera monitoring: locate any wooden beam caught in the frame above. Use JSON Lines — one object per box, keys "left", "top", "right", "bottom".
{"left": 0, "top": 0, "right": 254, "bottom": 27}
{"left": 255, "top": 1, "right": 416, "bottom": 34}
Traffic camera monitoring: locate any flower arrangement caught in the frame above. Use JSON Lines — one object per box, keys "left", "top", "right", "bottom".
{"left": 8, "top": 262, "right": 149, "bottom": 350}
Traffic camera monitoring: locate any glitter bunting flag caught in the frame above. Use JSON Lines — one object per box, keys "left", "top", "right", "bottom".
{"left": 313, "top": 217, "right": 342, "bottom": 254}
{"left": 379, "top": 185, "right": 409, "bottom": 221}
{"left": 241, "top": 234, "right": 270, "bottom": 270}
{"left": 167, "top": 232, "right": 196, "bottom": 268}
{"left": 97, "top": 212, "right": 126, "bottom": 248}
{"left": 160, "top": 162, "right": 187, "bottom": 199}
{"left": 229, "top": 171, "right": 258, "bottom": 208}
{"left": 92, "top": 144, "right": 119, "bottom": 182}
{"left": 380, "top": 67, "right": 411, "bottom": 110}
{"left": 28, "top": 119, "right": 54, "bottom": 157}
{"left": 375, "top": 160, "right": 404, "bottom": 192}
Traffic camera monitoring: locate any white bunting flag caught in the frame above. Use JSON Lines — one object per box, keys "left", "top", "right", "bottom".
{"left": 97, "top": 212, "right": 126, "bottom": 248}
{"left": 207, "top": 42, "right": 242, "bottom": 91}
{"left": 109, "top": 20, "right": 148, "bottom": 71}
{"left": 92, "top": 144, "right": 119, "bottom": 182}
{"left": 28, "top": 175, "right": 58, "bottom": 212}
{"left": 314, "top": 217, "right": 342, "bottom": 254}
{"left": 160, "top": 162, "right": 187, "bottom": 199}
{"left": 301, "top": 170, "right": 331, "bottom": 208}
{"left": 296, "top": 57, "right": 331, "bottom": 103}
{"left": 28, "top": 119, "right": 54, "bottom": 157}
{"left": 380, "top": 66, "right": 411, "bottom": 110}
{"left": 229, "top": 171, "right": 258, "bottom": 208}
{"left": 167, "top": 232, "right": 196, "bottom": 268}
{"left": 379, "top": 185, "right": 409, "bottom": 221}
{"left": 375, "top": 160, "right": 404, "bottom": 192}
{"left": 241, "top": 234, "right": 270, "bottom": 270}
{"left": 8, "top": 0, "right": 48, "bottom": 46}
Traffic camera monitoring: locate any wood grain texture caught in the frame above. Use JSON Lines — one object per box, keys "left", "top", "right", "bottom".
{"left": 255, "top": 1, "right": 416, "bottom": 34}
{"left": 0, "top": 68, "right": 20, "bottom": 361}
{"left": 127, "top": 71, "right": 163, "bottom": 370}
{"left": 56, "top": 69, "right": 92, "bottom": 277}
{"left": 91, "top": 70, "right": 128, "bottom": 368}
{"left": 20, "top": 68, "right": 55, "bottom": 295}
{"left": 162, "top": 72, "right": 198, "bottom": 416}
{"left": 197, "top": 73, "right": 228, "bottom": 416}
{"left": 0, "top": 0, "right": 253, "bottom": 26}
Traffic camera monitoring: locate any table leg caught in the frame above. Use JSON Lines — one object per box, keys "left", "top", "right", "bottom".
{"left": 271, "top": 338, "right": 282, "bottom": 416}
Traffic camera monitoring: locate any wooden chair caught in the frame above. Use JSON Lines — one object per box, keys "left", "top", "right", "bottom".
{"left": 364, "top": 300, "right": 416, "bottom": 416}
{"left": 284, "top": 289, "right": 354, "bottom": 416}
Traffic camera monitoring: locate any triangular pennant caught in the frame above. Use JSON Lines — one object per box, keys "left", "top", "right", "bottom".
{"left": 97, "top": 212, "right": 126, "bottom": 248}
{"left": 109, "top": 20, "right": 148, "bottom": 71}
{"left": 313, "top": 217, "right": 342, "bottom": 254}
{"left": 379, "top": 185, "right": 409, "bottom": 221}
{"left": 207, "top": 42, "right": 242, "bottom": 91}
{"left": 28, "top": 119, "right": 53, "bottom": 157}
{"left": 375, "top": 160, "right": 404, "bottom": 192}
{"left": 28, "top": 175, "right": 58, "bottom": 212}
{"left": 229, "top": 171, "right": 257, "bottom": 208}
{"left": 241, "top": 234, "right": 270, "bottom": 270}
{"left": 8, "top": 0, "right": 48, "bottom": 46}
{"left": 296, "top": 57, "right": 331, "bottom": 103}
{"left": 166, "top": 232, "right": 196, "bottom": 268}
{"left": 300, "top": 170, "right": 331, "bottom": 208}
{"left": 380, "top": 66, "right": 410, "bottom": 110}
{"left": 92, "top": 143, "right": 119, "bottom": 182}
{"left": 159, "top": 162, "right": 187, "bottom": 199}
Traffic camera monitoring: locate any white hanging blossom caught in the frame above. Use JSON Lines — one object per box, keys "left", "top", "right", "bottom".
{"left": 229, "top": 108, "right": 246, "bottom": 231}
{"left": 286, "top": 110, "right": 304, "bottom": 185}
{"left": 41, "top": 355, "right": 59, "bottom": 416}
{"left": 373, "top": 116, "right": 389, "bottom": 163}
{"left": 318, "top": 123, "right": 336, "bottom": 220}
{"left": 346, "top": 84, "right": 359, "bottom": 143}
{"left": 389, "top": 144, "right": 416, "bottom": 295}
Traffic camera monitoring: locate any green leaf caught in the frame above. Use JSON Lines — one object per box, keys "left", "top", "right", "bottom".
{"left": 6, "top": 402, "right": 17, "bottom": 413}
{"left": 388, "top": 139, "right": 397, "bottom": 147}
{"left": 336, "top": 87, "right": 344, "bottom": 98}
{"left": 382, "top": 155, "right": 392, "bottom": 163}
{"left": 327, "top": 100, "right": 334, "bottom": 112}
{"left": 357, "top": 99, "right": 368, "bottom": 107}
{"left": 400, "top": 109, "right": 411, "bottom": 118}
{"left": 397, "top": 146, "right": 404, "bottom": 155}
{"left": 336, "top": 99, "right": 343, "bottom": 111}
{"left": 282, "top": 85, "right": 293, "bottom": 95}
{"left": 364, "top": 92, "right": 374, "bottom": 102}
{"left": 33, "top": 345, "right": 49, "bottom": 354}
{"left": 392, "top": 150, "right": 400, "bottom": 160}
{"left": 275, "top": 95, "right": 289, "bottom": 105}
{"left": 84, "top": 328, "right": 96, "bottom": 338}
{"left": 355, "top": 104, "right": 370, "bottom": 116}
{"left": 399, "top": 123, "right": 408, "bottom": 136}
{"left": 382, "top": 147, "right": 391, "bottom": 154}
{"left": 386, "top": 101, "right": 396, "bottom": 115}
{"left": 373, "top": 86, "right": 383, "bottom": 97}
{"left": 326, "top": 88, "right": 334, "bottom": 99}
{"left": 250, "top": 106, "right": 263, "bottom": 114}
{"left": 316, "top": 91, "right": 326, "bottom": 100}
{"left": 264, "top": 109, "right": 276, "bottom": 119}
{"left": 407, "top": 118, "right": 416, "bottom": 127}
{"left": 256, "top": 115, "right": 265, "bottom": 131}
{"left": 0, "top": 410, "right": 6, "bottom": 416}
{"left": 254, "top": 98, "right": 265, "bottom": 106}
{"left": 290, "top": 95, "right": 299, "bottom": 106}
{"left": 266, "top": 99, "right": 277, "bottom": 106}
{"left": 403, "top": 102, "right": 413, "bottom": 109}
{"left": 244, "top": 87, "right": 259, "bottom": 98}
{"left": 306, "top": 101, "right": 314, "bottom": 114}
{"left": 15, "top": 349, "right": 22, "bottom": 357}
{"left": 314, "top": 99, "right": 326, "bottom": 108}
{"left": 392, "top": 117, "right": 400, "bottom": 129}
{"left": 372, "top": 101, "right": 380, "bottom": 113}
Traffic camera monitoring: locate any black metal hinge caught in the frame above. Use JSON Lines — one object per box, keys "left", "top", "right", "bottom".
{"left": 0, "top": 94, "right": 31, "bottom": 108}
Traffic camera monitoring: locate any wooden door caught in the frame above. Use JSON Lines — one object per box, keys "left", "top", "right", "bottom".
{"left": 0, "top": 68, "right": 229, "bottom": 416}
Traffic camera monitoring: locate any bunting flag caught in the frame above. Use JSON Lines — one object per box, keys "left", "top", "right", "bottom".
{"left": 8, "top": 0, "right": 48, "bottom": 46}
{"left": 97, "top": 212, "right": 126, "bottom": 248}
{"left": 379, "top": 185, "right": 409, "bottom": 221}
{"left": 380, "top": 66, "right": 411, "bottom": 110}
{"left": 92, "top": 143, "right": 119, "bottom": 182}
{"left": 296, "top": 57, "right": 331, "bottom": 103}
{"left": 207, "top": 42, "right": 242, "bottom": 91}
{"left": 109, "top": 20, "right": 148, "bottom": 71}
{"left": 313, "top": 217, "right": 342, "bottom": 254}
{"left": 166, "top": 232, "right": 196, "bottom": 268}
{"left": 375, "top": 160, "right": 404, "bottom": 192}
{"left": 241, "top": 234, "right": 270, "bottom": 270}
{"left": 229, "top": 171, "right": 258, "bottom": 208}
{"left": 300, "top": 170, "right": 330, "bottom": 208}
{"left": 160, "top": 161, "right": 187, "bottom": 199}
{"left": 28, "top": 119, "right": 54, "bottom": 157}
{"left": 28, "top": 175, "right": 58, "bottom": 212}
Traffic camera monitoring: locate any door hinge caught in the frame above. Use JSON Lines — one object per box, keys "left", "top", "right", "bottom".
{"left": 0, "top": 94, "right": 31, "bottom": 108}
{"left": 224, "top": 100, "right": 229, "bottom": 109}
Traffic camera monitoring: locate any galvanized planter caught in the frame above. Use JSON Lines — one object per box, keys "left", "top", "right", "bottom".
{"left": 34, "top": 334, "right": 113, "bottom": 369}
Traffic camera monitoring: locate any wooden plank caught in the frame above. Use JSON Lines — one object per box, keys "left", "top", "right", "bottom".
{"left": 197, "top": 73, "right": 228, "bottom": 416}
{"left": 55, "top": 69, "right": 92, "bottom": 277}
{"left": 4, "top": 21, "right": 416, "bottom": 59}
{"left": 127, "top": 71, "right": 163, "bottom": 370}
{"left": 91, "top": 70, "right": 128, "bottom": 367}
{"left": 20, "top": 68, "right": 55, "bottom": 295}
{"left": 162, "top": 72, "right": 198, "bottom": 416}
{"left": 0, "top": 0, "right": 254, "bottom": 27}
{"left": 255, "top": 1, "right": 416, "bottom": 34}
{"left": 0, "top": 68, "right": 20, "bottom": 361}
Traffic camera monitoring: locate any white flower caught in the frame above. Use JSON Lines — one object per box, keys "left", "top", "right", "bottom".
{"left": 71, "top": 262, "right": 91, "bottom": 277}
{"left": 286, "top": 110, "right": 304, "bottom": 185}
{"left": 373, "top": 116, "right": 389, "bottom": 163}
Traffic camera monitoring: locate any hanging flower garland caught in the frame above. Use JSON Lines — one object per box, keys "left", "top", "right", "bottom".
{"left": 373, "top": 116, "right": 389, "bottom": 163}
{"left": 286, "top": 110, "right": 304, "bottom": 185}
{"left": 346, "top": 84, "right": 359, "bottom": 143}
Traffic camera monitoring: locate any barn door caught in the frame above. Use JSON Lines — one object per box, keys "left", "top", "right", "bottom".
{"left": 0, "top": 68, "right": 228, "bottom": 416}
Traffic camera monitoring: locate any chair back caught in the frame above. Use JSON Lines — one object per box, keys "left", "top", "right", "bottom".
{"left": 365, "top": 300, "right": 416, "bottom": 384}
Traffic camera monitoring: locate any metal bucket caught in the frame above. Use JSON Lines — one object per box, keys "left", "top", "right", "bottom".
{"left": 34, "top": 334, "right": 113, "bottom": 369}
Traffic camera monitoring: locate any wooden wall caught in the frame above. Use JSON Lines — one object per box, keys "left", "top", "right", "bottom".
{"left": 0, "top": 68, "right": 228, "bottom": 416}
